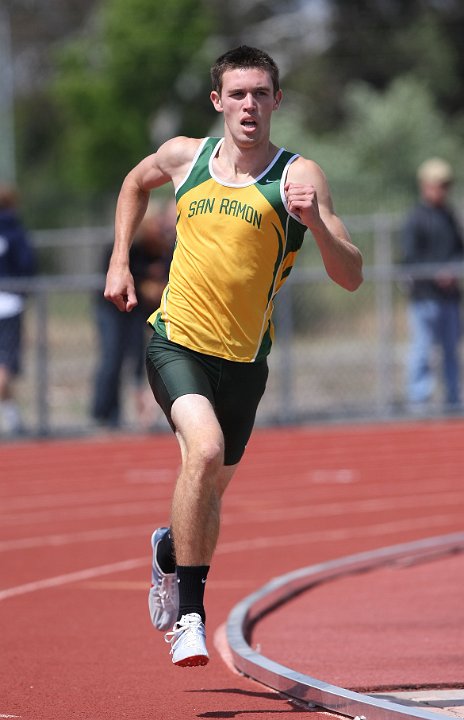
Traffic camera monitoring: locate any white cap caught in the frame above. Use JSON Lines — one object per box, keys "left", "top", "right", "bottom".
{"left": 417, "top": 157, "right": 453, "bottom": 185}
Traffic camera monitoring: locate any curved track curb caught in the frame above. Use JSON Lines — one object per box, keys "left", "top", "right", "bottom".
{"left": 226, "top": 532, "right": 464, "bottom": 720}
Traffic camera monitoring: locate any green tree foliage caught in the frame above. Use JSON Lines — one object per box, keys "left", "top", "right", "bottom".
{"left": 12, "top": 0, "right": 464, "bottom": 225}
{"left": 272, "top": 70, "right": 464, "bottom": 330}
{"left": 53, "top": 0, "right": 214, "bottom": 192}
{"left": 286, "top": 0, "right": 464, "bottom": 133}
{"left": 274, "top": 74, "right": 463, "bottom": 217}
{"left": 341, "top": 77, "right": 461, "bottom": 194}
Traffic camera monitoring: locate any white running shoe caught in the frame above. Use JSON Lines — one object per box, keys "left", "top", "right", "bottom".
{"left": 148, "top": 528, "right": 179, "bottom": 631}
{"left": 164, "top": 613, "right": 209, "bottom": 667}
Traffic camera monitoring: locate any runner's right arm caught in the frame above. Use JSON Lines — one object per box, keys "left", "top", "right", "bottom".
{"left": 104, "top": 137, "right": 200, "bottom": 312}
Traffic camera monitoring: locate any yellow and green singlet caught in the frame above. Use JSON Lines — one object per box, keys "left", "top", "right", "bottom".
{"left": 148, "top": 137, "right": 306, "bottom": 362}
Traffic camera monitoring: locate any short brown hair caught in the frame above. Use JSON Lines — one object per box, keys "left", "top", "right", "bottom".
{"left": 211, "top": 46, "right": 280, "bottom": 95}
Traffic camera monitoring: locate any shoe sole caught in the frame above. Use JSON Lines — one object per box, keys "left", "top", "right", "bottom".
{"left": 174, "top": 654, "right": 209, "bottom": 667}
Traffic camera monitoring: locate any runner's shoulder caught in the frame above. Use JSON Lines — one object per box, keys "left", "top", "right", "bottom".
{"left": 156, "top": 136, "right": 204, "bottom": 172}
{"left": 286, "top": 155, "right": 326, "bottom": 186}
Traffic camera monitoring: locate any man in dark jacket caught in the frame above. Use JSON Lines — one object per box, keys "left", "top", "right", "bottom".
{"left": 401, "top": 158, "right": 463, "bottom": 410}
{"left": 91, "top": 200, "right": 173, "bottom": 429}
{"left": 0, "top": 184, "right": 36, "bottom": 434}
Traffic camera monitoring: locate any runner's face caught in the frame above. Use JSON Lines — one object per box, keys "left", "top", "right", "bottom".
{"left": 210, "top": 68, "right": 281, "bottom": 146}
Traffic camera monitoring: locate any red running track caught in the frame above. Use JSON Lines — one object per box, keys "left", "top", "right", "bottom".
{"left": 252, "top": 549, "right": 464, "bottom": 694}
{"left": 1, "top": 419, "right": 463, "bottom": 720}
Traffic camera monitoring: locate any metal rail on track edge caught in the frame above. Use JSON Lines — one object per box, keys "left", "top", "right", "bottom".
{"left": 226, "top": 532, "right": 464, "bottom": 720}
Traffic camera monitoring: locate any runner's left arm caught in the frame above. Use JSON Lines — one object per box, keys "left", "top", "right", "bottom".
{"left": 285, "top": 158, "right": 363, "bottom": 291}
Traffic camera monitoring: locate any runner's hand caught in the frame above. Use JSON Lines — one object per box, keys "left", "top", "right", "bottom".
{"left": 104, "top": 264, "right": 138, "bottom": 312}
{"left": 284, "top": 182, "right": 323, "bottom": 230}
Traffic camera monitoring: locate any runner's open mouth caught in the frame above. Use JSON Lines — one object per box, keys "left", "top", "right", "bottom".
{"left": 241, "top": 119, "right": 257, "bottom": 128}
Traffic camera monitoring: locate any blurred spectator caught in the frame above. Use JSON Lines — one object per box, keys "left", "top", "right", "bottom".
{"left": 401, "top": 158, "right": 464, "bottom": 411}
{"left": 0, "top": 184, "right": 37, "bottom": 435}
{"left": 91, "top": 200, "right": 174, "bottom": 429}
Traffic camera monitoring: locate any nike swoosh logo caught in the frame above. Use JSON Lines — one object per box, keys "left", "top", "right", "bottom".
{"left": 201, "top": 578, "right": 207, "bottom": 584}
{"left": 265, "top": 178, "right": 276, "bottom": 184}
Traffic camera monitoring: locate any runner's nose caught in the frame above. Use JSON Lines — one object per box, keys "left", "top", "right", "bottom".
{"left": 243, "top": 92, "right": 256, "bottom": 110}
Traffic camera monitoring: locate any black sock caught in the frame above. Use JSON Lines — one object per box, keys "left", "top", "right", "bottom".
{"left": 176, "top": 565, "right": 210, "bottom": 624}
{"left": 156, "top": 528, "right": 176, "bottom": 574}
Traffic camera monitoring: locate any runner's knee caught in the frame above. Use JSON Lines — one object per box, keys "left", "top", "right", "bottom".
{"left": 186, "top": 436, "right": 224, "bottom": 477}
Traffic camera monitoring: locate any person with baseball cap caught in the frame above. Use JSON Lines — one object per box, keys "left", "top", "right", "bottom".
{"left": 401, "top": 158, "right": 463, "bottom": 411}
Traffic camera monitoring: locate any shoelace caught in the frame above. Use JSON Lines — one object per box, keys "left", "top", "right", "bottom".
{"left": 164, "top": 614, "right": 204, "bottom": 650}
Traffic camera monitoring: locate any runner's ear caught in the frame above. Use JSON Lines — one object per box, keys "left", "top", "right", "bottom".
{"left": 210, "top": 91, "right": 223, "bottom": 113}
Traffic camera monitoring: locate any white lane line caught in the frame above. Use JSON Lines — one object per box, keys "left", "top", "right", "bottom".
{"left": 221, "top": 489, "right": 464, "bottom": 525}
{"left": 216, "top": 513, "right": 463, "bottom": 555}
{"left": 1, "top": 510, "right": 460, "bottom": 556}
{"left": 213, "top": 622, "right": 242, "bottom": 676}
{"left": 2, "top": 485, "right": 462, "bottom": 540}
{"left": 224, "top": 477, "right": 462, "bottom": 507}
{"left": 1, "top": 512, "right": 459, "bottom": 600}
{"left": 0, "top": 557, "right": 147, "bottom": 601}
{"left": 1, "top": 484, "right": 171, "bottom": 512}
{"left": 124, "top": 468, "right": 177, "bottom": 484}
{"left": 1, "top": 500, "right": 171, "bottom": 526}
{"left": 0, "top": 525, "right": 155, "bottom": 552}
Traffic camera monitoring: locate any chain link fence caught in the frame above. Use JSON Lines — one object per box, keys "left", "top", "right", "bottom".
{"left": 2, "top": 213, "right": 464, "bottom": 438}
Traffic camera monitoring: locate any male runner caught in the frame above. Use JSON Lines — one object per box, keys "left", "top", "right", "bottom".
{"left": 104, "top": 46, "right": 363, "bottom": 667}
